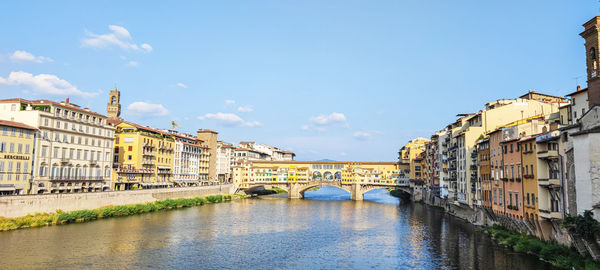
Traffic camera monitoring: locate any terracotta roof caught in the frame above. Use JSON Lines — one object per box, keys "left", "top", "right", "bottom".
{"left": 31, "top": 100, "right": 106, "bottom": 117}
{"left": 0, "top": 98, "right": 106, "bottom": 117}
{"left": 0, "top": 120, "right": 37, "bottom": 130}
{"left": 197, "top": 129, "right": 218, "bottom": 134}
{"left": 566, "top": 87, "right": 588, "bottom": 97}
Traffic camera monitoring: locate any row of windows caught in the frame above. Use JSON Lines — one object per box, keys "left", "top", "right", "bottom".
{"left": 0, "top": 161, "right": 29, "bottom": 174}
{"left": 40, "top": 146, "right": 110, "bottom": 162}
{"left": 0, "top": 143, "right": 30, "bottom": 154}
{"left": 49, "top": 119, "right": 111, "bottom": 137}
{"left": 1, "top": 127, "right": 32, "bottom": 138}
{"left": 41, "top": 131, "right": 111, "bottom": 148}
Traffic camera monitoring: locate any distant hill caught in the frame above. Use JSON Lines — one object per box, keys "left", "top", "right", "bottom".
{"left": 316, "top": 159, "right": 336, "bottom": 162}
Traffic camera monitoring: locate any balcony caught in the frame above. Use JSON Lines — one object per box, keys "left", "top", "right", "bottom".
{"left": 539, "top": 209, "right": 562, "bottom": 220}
{"left": 470, "top": 164, "right": 477, "bottom": 170}
{"left": 537, "top": 150, "right": 559, "bottom": 159}
{"left": 142, "top": 151, "right": 156, "bottom": 157}
{"left": 89, "top": 159, "right": 97, "bottom": 165}
{"left": 60, "top": 157, "right": 70, "bottom": 164}
{"left": 142, "top": 160, "right": 155, "bottom": 165}
{"left": 538, "top": 178, "right": 560, "bottom": 187}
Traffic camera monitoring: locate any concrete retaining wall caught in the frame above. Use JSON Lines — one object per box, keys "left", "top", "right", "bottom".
{"left": 0, "top": 184, "right": 236, "bottom": 218}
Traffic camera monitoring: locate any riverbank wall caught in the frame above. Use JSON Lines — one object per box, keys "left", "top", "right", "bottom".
{"left": 0, "top": 184, "right": 236, "bottom": 218}
{"left": 409, "top": 188, "right": 600, "bottom": 261}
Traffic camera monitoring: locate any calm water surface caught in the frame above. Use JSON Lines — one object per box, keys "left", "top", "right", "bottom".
{"left": 0, "top": 187, "right": 556, "bottom": 269}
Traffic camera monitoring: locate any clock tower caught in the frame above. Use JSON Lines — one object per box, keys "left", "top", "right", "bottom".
{"left": 581, "top": 16, "right": 600, "bottom": 108}
{"left": 107, "top": 87, "right": 121, "bottom": 120}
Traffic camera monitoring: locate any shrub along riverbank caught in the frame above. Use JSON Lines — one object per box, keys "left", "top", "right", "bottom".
{"left": 485, "top": 225, "right": 599, "bottom": 269}
{"left": 0, "top": 194, "right": 241, "bottom": 232}
{"left": 388, "top": 189, "right": 600, "bottom": 269}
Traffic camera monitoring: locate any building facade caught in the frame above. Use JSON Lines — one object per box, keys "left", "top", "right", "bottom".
{"left": 0, "top": 98, "right": 115, "bottom": 194}
{"left": 0, "top": 120, "right": 36, "bottom": 195}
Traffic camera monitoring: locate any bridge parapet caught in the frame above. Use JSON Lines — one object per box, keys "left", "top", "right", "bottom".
{"left": 241, "top": 180, "right": 404, "bottom": 201}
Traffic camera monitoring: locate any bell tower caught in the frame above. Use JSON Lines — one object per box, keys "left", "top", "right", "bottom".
{"left": 581, "top": 16, "right": 600, "bottom": 108}
{"left": 107, "top": 87, "right": 121, "bottom": 119}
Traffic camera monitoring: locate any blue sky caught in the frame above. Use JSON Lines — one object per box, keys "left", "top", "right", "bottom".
{"left": 0, "top": 1, "right": 597, "bottom": 161}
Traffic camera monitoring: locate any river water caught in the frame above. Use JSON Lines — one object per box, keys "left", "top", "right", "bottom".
{"left": 0, "top": 186, "right": 556, "bottom": 269}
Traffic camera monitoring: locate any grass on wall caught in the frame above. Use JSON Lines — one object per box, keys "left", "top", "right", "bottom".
{"left": 0, "top": 194, "right": 241, "bottom": 231}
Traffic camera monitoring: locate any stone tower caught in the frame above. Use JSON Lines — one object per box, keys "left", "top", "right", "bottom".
{"left": 107, "top": 87, "right": 121, "bottom": 119}
{"left": 581, "top": 16, "right": 600, "bottom": 108}
{"left": 197, "top": 129, "right": 218, "bottom": 181}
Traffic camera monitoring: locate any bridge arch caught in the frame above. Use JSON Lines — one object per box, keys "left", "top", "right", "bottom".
{"left": 298, "top": 183, "right": 351, "bottom": 196}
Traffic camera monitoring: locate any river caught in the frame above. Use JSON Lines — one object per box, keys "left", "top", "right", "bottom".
{"left": 0, "top": 186, "right": 556, "bottom": 269}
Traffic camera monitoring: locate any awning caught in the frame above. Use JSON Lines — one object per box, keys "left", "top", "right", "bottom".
{"left": 0, "top": 186, "right": 16, "bottom": 191}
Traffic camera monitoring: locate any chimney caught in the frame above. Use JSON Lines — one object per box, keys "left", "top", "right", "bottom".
{"left": 66, "top": 97, "right": 69, "bottom": 104}
{"left": 577, "top": 85, "right": 581, "bottom": 91}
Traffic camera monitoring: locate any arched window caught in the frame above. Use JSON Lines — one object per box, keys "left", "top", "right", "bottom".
{"left": 111, "top": 96, "right": 117, "bottom": 104}
{"left": 591, "top": 47, "right": 597, "bottom": 60}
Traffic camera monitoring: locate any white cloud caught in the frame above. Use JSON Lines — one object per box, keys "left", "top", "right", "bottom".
{"left": 126, "top": 61, "right": 138, "bottom": 67}
{"left": 198, "top": 112, "right": 261, "bottom": 127}
{"left": 81, "top": 25, "right": 151, "bottom": 53}
{"left": 225, "top": 99, "right": 235, "bottom": 105}
{"left": 127, "top": 101, "right": 169, "bottom": 116}
{"left": 176, "top": 82, "right": 188, "bottom": 88}
{"left": 0, "top": 71, "right": 97, "bottom": 98}
{"left": 301, "top": 125, "right": 310, "bottom": 131}
{"left": 237, "top": 105, "right": 253, "bottom": 113}
{"left": 10, "top": 50, "right": 53, "bottom": 63}
{"left": 309, "top": 112, "right": 347, "bottom": 126}
{"left": 353, "top": 130, "right": 382, "bottom": 140}
{"left": 141, "top": 43, "right": 152, "bottom": 53}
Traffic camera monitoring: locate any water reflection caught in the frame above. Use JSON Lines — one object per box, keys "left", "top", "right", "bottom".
{"left": 0, "top": 186, "right": 556, "bottom": 269}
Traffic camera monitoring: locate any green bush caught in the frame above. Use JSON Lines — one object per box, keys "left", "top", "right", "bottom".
{"left": 539, "top": 243, "right": 566, "bottom": 261}
{"left": 0, "top": 193, "right": 238, "bottom": 232}
{"left": 514, "top": 237, "right": 544, "bottom": 254}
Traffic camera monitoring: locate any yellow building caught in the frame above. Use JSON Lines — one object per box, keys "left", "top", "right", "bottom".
{"left": 520, "top": 135, "right": 539, "bottom": 221}
{"left": 112, "top": 121, "right": 174, "bottom": 190}
{"left": 0, "top": 120, "right": 36, "bottom": 195}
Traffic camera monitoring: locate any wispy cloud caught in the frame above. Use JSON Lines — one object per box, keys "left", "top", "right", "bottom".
{"left": 309, "top": 112, "right": 347, "bottom": 126}
{"left": 198, "top": 112, "right": 261, "bottom": 127}
{"left": 237, "top": 105, "right": 253, "bottom": 113}
{"left": 127, "top": 101, "right": 169, "bottom": 116}
{"left": 126, "top": 61, "right": 138, "bottom": 67}
{"left": 353, "top": 130, "right": 382, "bottom": 140}
{"left": 81, "top": 25, "right": 152, "bottom": 53}
{"left": 0, "top": 71, "right": 98, "bottom": 98}
{"left": 176, "top": 82, "right": 188, "bottom": 88}
{"left": 10, "top": 50, "right": 53, "bottom": 63}
{"left": 225, "top": 99, "right": 235, "bottom": 105}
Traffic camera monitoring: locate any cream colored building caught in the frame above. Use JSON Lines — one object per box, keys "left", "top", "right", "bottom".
{"left": 0, "top": 98, "right": 115, "bottom": 194}
{"left": 216, "top": 141, "right": 234, "bottom": 182}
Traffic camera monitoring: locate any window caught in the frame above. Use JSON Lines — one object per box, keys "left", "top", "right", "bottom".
{"left": 128, "top": 155, "right": 132, "bottom": 160}
{"left": 128, "top": 146, "right": 133, "bottom": 151}
{"left": 591, "top": 47, "right": 597, "bottom": 60}
{"left": 9, "top": 143, "right": 14, "bottom": 153}
{"left": 25, "top": 144, "right": 30, "bottom": 154}
{"left": 0, "top": 142, "right": 5, "bottom": 152}
{"left": 11, "top": 128, "right": 16, "bottom": 136}
{"left": 2, "top": 127, "right": 6, "bottom": 135}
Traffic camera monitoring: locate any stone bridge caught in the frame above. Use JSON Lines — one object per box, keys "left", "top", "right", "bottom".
{"left": 242, "top": 180, "right": 406, "bottom": 201}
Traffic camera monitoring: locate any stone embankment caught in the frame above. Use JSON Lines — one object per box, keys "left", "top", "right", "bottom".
{"left": 0, "top": 184, "right": 236, "bottom": 218}
{"left": 396, "top": 187, "right": 600, "bottom": 265}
